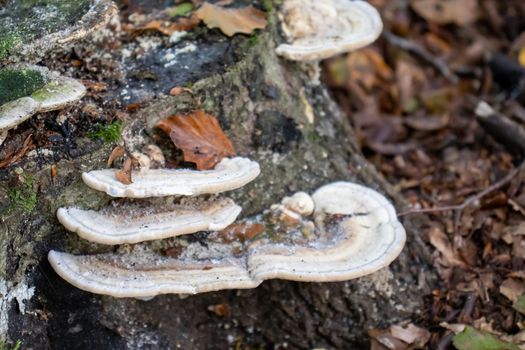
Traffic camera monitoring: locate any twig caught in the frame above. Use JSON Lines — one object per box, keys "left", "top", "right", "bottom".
{"left": 383, "top": 31, "right": 459, "bottom": 84}
{"left": 474, "top": 100, "right": 525, "bottom": 156}
{"left": 398, "top": 161, "right": 525, "bottom": 217}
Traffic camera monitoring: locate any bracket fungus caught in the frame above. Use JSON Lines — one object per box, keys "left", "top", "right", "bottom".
{"left": 0, "top": 0, "right": 117, "bottom": 64}
{"left": 0, "top": 65, "right": 86, "bottom": 144}
{"left": 82, "top": 156, "right": 261, "bottom": 198}
{"left": 49, "top": 181, "right": 406, "bottom": 298}
{"left": 57, "top": 198, "right": 242, "bottom": 245}
{"left": 275, "top": 0, "right": 383, "bottom": 61}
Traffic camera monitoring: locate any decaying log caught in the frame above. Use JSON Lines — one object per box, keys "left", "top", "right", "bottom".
{"left": 0, "top": 2, "right": 435, "bottom": 348}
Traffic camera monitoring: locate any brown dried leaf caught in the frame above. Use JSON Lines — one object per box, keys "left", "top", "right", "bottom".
{"left": 390, "top": 324, "right": 432, "bottom": 347}
{"left": 218, "top": 223, "right": 265, "bottom": 243}
{"left": 499, "top": 278, "right": 525, "bottom": 303}
{"left": 169, "top": 86, "right": 193, "bottom": 96}
{"left": 410, "top": 0, "right": 480, "bottom": 26}
{"left": 115, "top": 157, "right": 133, "bottom": 185}
{"left": 208, "top": 303, "right": 231, "bottom": 317}
{"left": 428, "top": 226, "right": 468, "bottom": 268}
{"left": 132, "top": 15, "right": 200, "bottom": 36}
{"left": 107, "top": 146, "right": 125, "bottom": 167}
{"left": 196, "top": 2, "right": 267, "bottom": 37}
{"left": 156, "top": 110, "right": 235, "bottom": 170}
{"left": 368, "top": 328, "right": 409, "bottom": 350}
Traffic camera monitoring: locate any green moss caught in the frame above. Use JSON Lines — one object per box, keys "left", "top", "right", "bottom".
{"left": 30, "top": 81, "right": 72, "bottom": 102}
{"left": 261, "top": 0, "right": 274, "bottom": 13}
{"left": 248, "top": 33, "right": 259, "bottom": 48}
{"left": 0, "top": 340, "right": 21, "bottom": 350}
{"left": 7, "top": 173, "right": 37, "bottom": 213}
{"left": 168, "top": 2, "right": 194, "bottom": 17}
{"left": 0, "top": 0, "right": 92, "bottom": 61}
{"left": 0, "top": 33, "right": 23, "bottom": 61}
{"left": 87, "top": 120, "right": 123, "bottom": 143}
{"left": 0, "top": 67, "right": 47, "bottom": 105}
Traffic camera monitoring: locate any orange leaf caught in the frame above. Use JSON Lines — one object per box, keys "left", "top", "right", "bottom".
{"left": 156, "top": 110, "right": 235, "bottom": 170}
{"left": 169, "top": 86, "right": 193, "bottom": 96}
{"left": 115, "top": 157, "right": 133, "bottom": 185}
{"left": 129, "top": 15, "right": 201, "bottom": 36}
{"left": 195, "top": 2, "right": 267, "bottom": 37}
{"left": 107, "top": 145, "right": 125, "bottom": 166}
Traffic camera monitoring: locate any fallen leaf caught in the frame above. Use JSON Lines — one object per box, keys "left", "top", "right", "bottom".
{"left": 218, "top": 222, "right": 265, "bottom": 243}
{"left": 81, "top": 80, "right": 108, "bottom": 92}
{"left": 195, "top": 2, "right": 267, "bottom": 37}
{"left": 140, "top": 15, "right": 200, "bottom": 35}
{"left": 499, "top": 278, "right": 525, "bottom": 303}
{"left": 107, "top": 146, "right": 125, "bottom": 167}
{"left": 514, "top": 295, "right": 525, "bottom": 314}
{"left": 168, "top": 2, "right": 194, "bottom": 17}
{"left": 410, "top": 0, "right": 480, "bottom": 26}
{"left": 453, "top": 326, "right": 520, "bottom": 350}
{"left": 390, "top": 324, "right": 431, "bottom": 347}
{"left": 169, "top": 86, "right": 193, "bottom": 96}
{"left": 115, "top": 157, "right": 133, "bottom": 185}
{"left": 368, "top": 328, "right": 408, "bottom": 350}
{"left": 156, "top": 110, "right": 235, "bottom": 170}
{"left": 208, "top": 303, "right": 231, "bottom": 317}
{"left": 428, "top": 226, "right": 468, "bottom": 268}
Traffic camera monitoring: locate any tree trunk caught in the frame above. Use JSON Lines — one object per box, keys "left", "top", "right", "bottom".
{"left": 0, "top": 3, "right": 436, "bottom": 349}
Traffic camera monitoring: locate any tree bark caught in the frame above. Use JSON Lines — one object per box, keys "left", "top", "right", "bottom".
{"left": 0, "top": 3, "right": 436, "bottom": 349}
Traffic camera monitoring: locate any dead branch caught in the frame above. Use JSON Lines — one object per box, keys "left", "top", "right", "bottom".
{"left": 383, "top": 31, "right": 459, "bottom": 84}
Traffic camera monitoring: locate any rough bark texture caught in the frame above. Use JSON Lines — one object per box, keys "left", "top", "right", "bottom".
{"left": 0, "top": 2, "right": 436, "bottom": 349}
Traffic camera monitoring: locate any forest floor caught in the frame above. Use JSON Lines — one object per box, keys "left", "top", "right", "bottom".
{"left": 321, "top": 0, "right": 525, "bottom": 349}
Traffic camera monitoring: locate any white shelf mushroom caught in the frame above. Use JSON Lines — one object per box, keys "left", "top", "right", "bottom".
{"left": 48, "top": 181, "right": 406, "bottom": 298}
{"left": 48, "top": 251, "right": 258, "bottom": 297}
{"left": 248, "top": 182, "right": 406, "bottom": 282}
{"left": 275, "top": 0, "right": 383, "bottom": 61}
{"left": 57, "top": 198, "right": 242, "bottom": 245}
{"left": 82, "top": 156, "right": 261, "bottom": 198}
{"left": 0, "top": 66, "right": 86, "bottom": 145}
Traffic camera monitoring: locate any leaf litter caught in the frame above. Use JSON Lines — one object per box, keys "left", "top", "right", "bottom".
{"left": 323, "top": 0, "right": 525, "bottom": 348}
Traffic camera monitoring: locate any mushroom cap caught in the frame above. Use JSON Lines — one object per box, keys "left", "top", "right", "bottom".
{"left": 281, "top": 191, "right": 315, "bottom": 216}
{"left": 248, "top": 182, "right": 406, "bottom": 282}
{"left": 0, "top": 97, "right": 41, "bottom": 132}
{"left": 0, "top": 65, "right": 86, "bottom": 132}
{"left": 48, "top": 250, "right": 258, "bottom": 297}
{"left": 0, "top": 0, "right": 117, "bottom": 65}
{"left": 57, "top": 198, "right": 242, "bottom": 245}
{"left": 49, "top": 181, "right": 406, "bottom": 297}
{"left": 82, "top": 157, "right": 261, "bottom": 198}
{"left": 276, "top": 0, "right": 383, "bottom": 61}
{"left": 31, "top": 77, "right": 86, "bottom": 112}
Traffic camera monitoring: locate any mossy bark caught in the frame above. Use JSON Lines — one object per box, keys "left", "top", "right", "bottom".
{"left": 0, "top": 4, "right": 435, "bottom": 349}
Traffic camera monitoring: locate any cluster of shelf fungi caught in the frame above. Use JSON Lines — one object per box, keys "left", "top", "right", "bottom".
{"left": 0, "top": 0, "right": 408, "bottom": 297}
{"left": 49, "top": 156, "right": 406, "bottom": 298}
